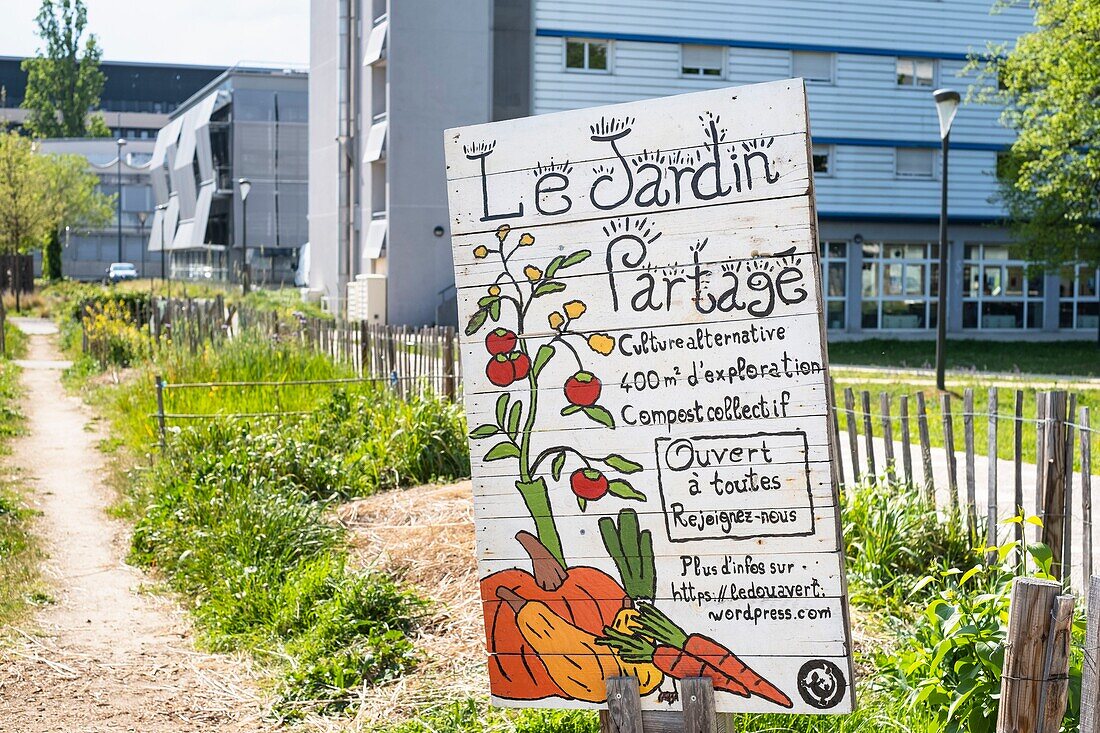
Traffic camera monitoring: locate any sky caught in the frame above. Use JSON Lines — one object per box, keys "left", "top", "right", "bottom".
{"left": 0, "top": 0, "right": 309, "bottom": 67}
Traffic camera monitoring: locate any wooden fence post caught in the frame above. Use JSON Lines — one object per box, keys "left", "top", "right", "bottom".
{"left": 1040, "top": 391, "right": 1068, "bottom": 581}
{"left": 442, "top": 327, "right": 457, "bottom": 402}
{"left": 1083, "top": 407, "right": 1094, "bottom": 584}
{"left": 997, "top": 577, "right": 1075, "bottom": 733}
{"left": 844, "top": 387, "right": 860, "bottom": 483}
{"left": 1036, "top": 392, "right": 1049, "bottom": 532}
{"left": 1016, "top": 390, "right": 1026, "bottom": 569}
{"left": 916, "top": 391, "right": 935, "bottom": 503}
{"left": 880, "top": 392, "right": 896, "bottom": 484}
{"left": 600, "top": 676, "right": 721, "bottom": 733}
{"left": 1064, "top": 394, "right": 1078, "bottom": 584}
{"left": 830, "top": 377, "right": 845, "bottom": 488}
{"left": 601, "top": 677, "right": 643, "bottom": 733}
{"left": 1083, "top": 575, "right": 1100, "bottom": 733}
{"left": 900, "top": 395, "right": 913, "bottom": 487}
{"left": 155, "top": 375, "right": 167, "bottom": 451}
{"left": 861, "top": 390, "right": 876, "bottom": 477}
{"left": 987, "top": 387, "right": 999, "bottom": 564}
{"left": 943, "top": 393, "right": 959, "bottom": 515}
{"left": 964, "top": 387, "right": 978, "bottom": 538}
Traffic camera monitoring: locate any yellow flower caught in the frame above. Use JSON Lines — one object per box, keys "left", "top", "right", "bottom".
{"left": 563, "top": 300, "right": 586, "bottom": 319}
{"left": 518, "top": 233, "right": 535, "bottom": 246}
{"left": 473, "top": 245, "right": 489, "bottom": 259}
{"left": 488, "top": 285, "right": 501, "bottom": 296}
{"left": 587, "top": 333, "right": 615, "bottom": 356}
{"left": 496, "top": 224, "right": 511, "bottom": 242}
{"left": 524, "top": 265, "right": 543, "bottom": 281}
{"left": 548, "top": 311, "right": 564, "bottom": 330}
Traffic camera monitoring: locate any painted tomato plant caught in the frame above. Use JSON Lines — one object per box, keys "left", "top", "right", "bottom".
{"left": 466, "top": 224, "right": 647, "bottom": 567}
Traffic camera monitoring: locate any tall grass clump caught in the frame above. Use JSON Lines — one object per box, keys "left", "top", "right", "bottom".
{"left": 0, "top": 360, "right": 42, "bottom": 623}
{"left": 130, "top": 419, "right": 428, "bottom": 715}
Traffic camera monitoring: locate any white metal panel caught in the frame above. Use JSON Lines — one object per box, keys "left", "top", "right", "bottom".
{"left": 364, "top": 119, "right": 387, "bottom": 162}
{"left": 364, "top": 19, "right": 388, "bottom": 65}
{"left": 363, "top": 217, "right": 387, "bottom": 258}
{"left": 189, "top": 183, "right": 215, "bottom": 246}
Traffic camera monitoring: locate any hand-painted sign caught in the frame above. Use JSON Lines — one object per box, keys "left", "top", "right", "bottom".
{"left": 444, "top": 79, "right": 854, "bottom": 715}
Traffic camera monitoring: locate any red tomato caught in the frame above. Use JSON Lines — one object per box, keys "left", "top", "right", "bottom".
{"left": 570, "top": 468, "right": 609, "bottom": 500}
{"left": 510, "top": 352, "right": 531, "bottom": 380}
{"left": 486, "top": 354, "right": 515, "bottom": 386}
{"left": 485, "top": 328, "right": 517, "bottom": 355}
{"left": 564, "top": 371, "right": 601, "bottom": 406}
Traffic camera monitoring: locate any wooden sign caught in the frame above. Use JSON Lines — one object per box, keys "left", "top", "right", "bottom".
{"left": 444, "top": 79, "right": 855, "bottom": 715}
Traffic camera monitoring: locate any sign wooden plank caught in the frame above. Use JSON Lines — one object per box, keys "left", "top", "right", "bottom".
{"left": 445, "top": 79, "right": 854, "bottom": 715}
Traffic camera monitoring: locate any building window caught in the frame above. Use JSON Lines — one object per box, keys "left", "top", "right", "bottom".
{"left": 565, "top": 38, "right": 610, "bottom": 73}
{"left": 860, "top": 242, "right": 938, "bottom": 330}
{"left": 1059, "top": 264, "right": 1099, "bottom": 330}
{"left": 681, "top": 44, "right": 724, "bottom": 78}
{"left": 820, "top": 241, "right": 847, "bottom": 329}
{"left": 895, "top": 148, "right": 935, "bottom": 179}
{"left": 896, "top": 57, "right": 935, "bottom": 87}
{"left": 962, "top": 244, "right": 1044, "bottom": 330}
{"left": 812, "top": 144, "right": 832, "bottom": 176}
{"left": 792, "top": 51, "right": 834, "bottom": 84}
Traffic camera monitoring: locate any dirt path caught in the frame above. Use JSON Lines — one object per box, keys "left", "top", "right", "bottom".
{"left": 0, "top": 318, "right": 269, "bottom": 733}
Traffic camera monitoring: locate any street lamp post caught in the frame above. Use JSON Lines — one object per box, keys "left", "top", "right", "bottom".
{"left": 137, "top": 210, "right": 148, "bottom": 280}
{"left": 932, "top": 88, "right": 960, "bottom": 392}
{"left": 238, "top": 178, "right": 252, "bottom": 294}
{"left": 116, "top": 138, "right": 127, "bottom": 263}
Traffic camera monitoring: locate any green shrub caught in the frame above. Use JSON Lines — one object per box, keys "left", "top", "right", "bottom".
{"left": 842, "top": 476, "right": 978, "bottom": 609}
{"left": 877, "top": 533, "right": 1083, "bottom": 733}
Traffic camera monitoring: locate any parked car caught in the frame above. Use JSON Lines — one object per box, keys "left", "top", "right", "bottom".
{"left": 105, "top": 262, "right": 138, "bottom": 284}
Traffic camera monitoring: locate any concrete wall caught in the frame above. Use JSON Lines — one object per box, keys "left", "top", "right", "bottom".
{"left": 308, "top": 0, "right": 343, "bottom": 302}
{"left": 386, "top": 0, "right": 492, "bottom": 326}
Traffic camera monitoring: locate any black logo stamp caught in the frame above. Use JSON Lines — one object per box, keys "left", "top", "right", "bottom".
{"left": 796, "top": 659, "right": 846, "bottom": 709}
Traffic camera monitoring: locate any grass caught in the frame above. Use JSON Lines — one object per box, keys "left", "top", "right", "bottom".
{"left": 828, "top": 338, "right": 1100, "bottom": 378}
{"left": 0, "top": 359, "right": 42, "bottom": 625}
{"left": 76, "top": 328, "right": 469, "bottom": 717}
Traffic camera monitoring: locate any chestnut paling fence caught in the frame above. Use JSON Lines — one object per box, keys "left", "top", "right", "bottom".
{"left": 81, "top": 297, "right": 1096, "bottom": 579}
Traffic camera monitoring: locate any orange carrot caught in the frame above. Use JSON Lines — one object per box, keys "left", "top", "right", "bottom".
{"left": 684, "top": 635, "right": 793, "bottom": 709}
{"left": 651, "top": 645, "right": 750, "bottom": 698}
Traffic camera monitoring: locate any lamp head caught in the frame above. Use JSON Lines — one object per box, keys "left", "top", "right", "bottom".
{"left": 137, "top": 210, "right": 148, "bottom": 224}
{"left": 238, "top": 178, "right": 252, "bottom": 202}
{"left": 155, "top": 203, "right": 168, "bottom": 212}
{"left": 932, "top": 88, "right": 961, "bottom": 140}
{"left": 117, "top": 137, "right": 127, "bottom": 147}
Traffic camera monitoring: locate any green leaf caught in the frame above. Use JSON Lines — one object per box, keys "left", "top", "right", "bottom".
{"left": 506, "top": 401, "right": 523, "bottom": 438}
{"left": 582, "top": 405, "right": 615, "bottom": 428}
{"left": 465, "top": 308, "right": 488, "bottom": 336}
{"left": 604, "top": 454, "right": 643, "bottom": 474}
{"left": 544, "top": 255, "right": 566, "bottom": 278}
{"left": 577, "top": 495, "right": 588, "bottom": 512}
{"left": 495, "top": 393, "right": 509, "bottom": 427}
{"left": 489, "top": 298, "right": 501, "bottom": 322}
{"left": 533, "top": 281, "right": 567, "bottom": 298}
{"left": 607, "top": 479, "right": 646, "bottom": 502}
{"left": 560, "top": 404, "right": 583, "bottom": 416}
{"left": 484, "top": 442, "right": 520, "bottom": 462}
{"left": 532, "top": 344, "right": 555, "bottom": 378}
{"left": 551, "top": 451, "right": 567, "bottom": 481}
{"left": 561, "top": 250, "right": 591, "bottom": 269}
{"left": 477, "top": 295, "right": 497, "bottom": 307}
{"left": 469, "top": 424, "right": 499, "bottom": 439}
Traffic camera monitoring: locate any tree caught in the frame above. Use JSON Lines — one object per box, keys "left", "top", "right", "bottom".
{"left": 0, "top": 132, "right": 51, "bottom": 310}
{"left": 983, "top": 0, "right": 1100, "bottom": 273}
{"left": 20, "top": 0, "right": 108, "bottom": 139}
{"left": 40, "top": 153, "right": 111, "bottom": 280}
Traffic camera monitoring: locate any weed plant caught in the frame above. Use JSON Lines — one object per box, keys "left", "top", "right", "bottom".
{"left": 0, "top": 360, "right": 42, "bottom": 624}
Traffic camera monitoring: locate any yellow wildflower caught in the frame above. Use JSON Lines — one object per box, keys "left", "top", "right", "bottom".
{"left": 524, "top": 265, "right": 543, "bottom": 281}
{"left": 473, "top": 245, "right": 489, "bottom": 259}
{"left": 488, "top": 285, "right": 501, "bottom": 296}
{"left": 518, "top": 233, "right": 535, "bottom": 246}
{"left": 587, "top": 333, "right": 615, "bottom": 356}
{"left": 548, "top": 311, "right": 564, "bottom": 330}
{"left": 496, "top": 224, "right": 511, "bottom": 242}
{"left": 563, "top": 300, "right": 586, "bottom": 319}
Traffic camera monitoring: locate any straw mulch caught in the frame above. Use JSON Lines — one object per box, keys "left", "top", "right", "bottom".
{"left": 314, "top": 481, "right": 484, "bottom": 731}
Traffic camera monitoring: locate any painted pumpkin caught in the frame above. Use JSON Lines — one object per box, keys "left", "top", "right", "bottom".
{"left": 481, "top": 530, "right": 626, "bottom": 700}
